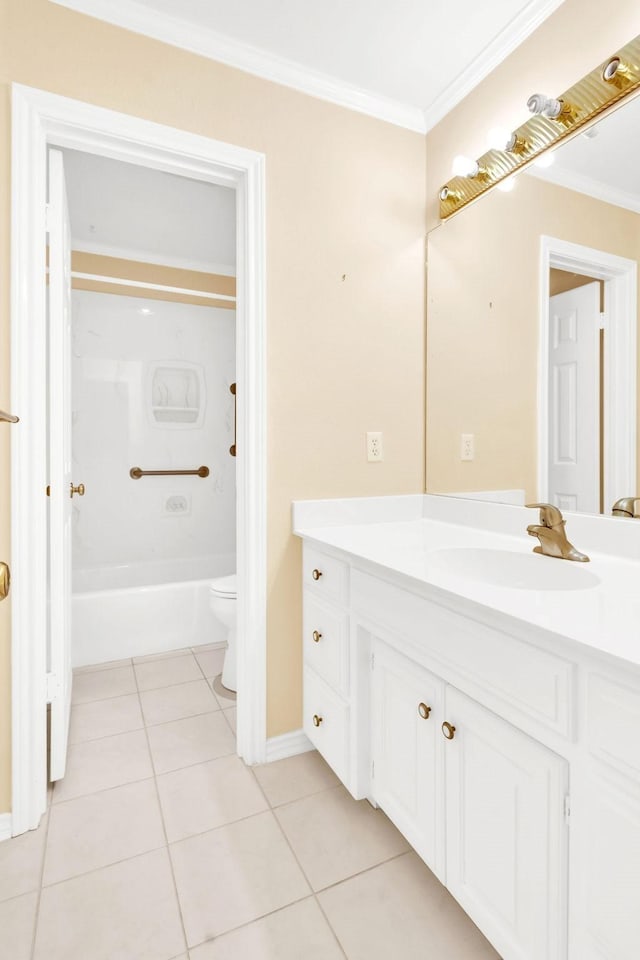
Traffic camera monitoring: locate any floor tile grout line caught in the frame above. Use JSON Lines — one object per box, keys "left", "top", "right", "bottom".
{"left": 29, "top": 793, "right": 54, "bottom": 960}
{"left": 36, "top": 839, "right": 170, "bottom": 892}
{"left": 70, "top": 700, "right": 222, "bottom": 747}
{"left": 48, "top": 773, "right": 157, "bottom": 809}
{"left": 133, "top": 655, "right": 191, "bottom": 958}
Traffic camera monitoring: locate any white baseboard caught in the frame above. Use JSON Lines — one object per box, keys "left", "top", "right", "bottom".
{"left": 0, "top": 813, "right": 13, "bottom": 842}
{"left": 264, "top": 729, "right": 314, "bottom": 763}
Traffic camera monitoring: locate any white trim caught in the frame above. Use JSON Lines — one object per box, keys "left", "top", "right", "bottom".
{"left": 422, "top": 0, "right": 567, "bottom": 131}
{"left": 11, "top": 83, "right": 267, "bottom": 834}
{"left": 0, "top": 813, "right": 12, "bottom": 842}
{"left": 72, "top": 239, "right": 236, "bottom": 277}
{"left": 71, "top": 271, "right": 237, "bottom": 302}
{"left": 50, "top": 0, "right": 426, "bottom": 133}
{"left": 527, "top": 165, "right": 640, "bottom": 215}
{"left": 538, "top": 236, "right": 637, "bottom": 513}
{"left": 265, "top": 730, "right": 314, "bottom": 763}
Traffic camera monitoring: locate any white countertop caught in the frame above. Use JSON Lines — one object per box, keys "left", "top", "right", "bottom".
{"left": 293, "top": 495, "right": 640, "bottom": 669}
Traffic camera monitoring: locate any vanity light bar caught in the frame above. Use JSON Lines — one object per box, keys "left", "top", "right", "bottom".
{"left": 439, "top": 33, "right": 640, "bottom": 220}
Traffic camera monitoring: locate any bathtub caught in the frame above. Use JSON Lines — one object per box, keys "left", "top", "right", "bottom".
{"left": 72, "top": 554, "right": 235, "bottom": 667}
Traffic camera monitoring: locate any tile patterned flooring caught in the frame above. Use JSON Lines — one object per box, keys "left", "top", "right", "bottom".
{"left": 0, "top": 645, "right": 499, "bottom": 959}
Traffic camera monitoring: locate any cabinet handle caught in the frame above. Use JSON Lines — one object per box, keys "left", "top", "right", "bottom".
{"left": 418, "top": 702, "right": 431, "bottom": 720}
{"left": 312, "top": 630, "right": 322, "bottom": 643}
{"left": 441, "top": 721, "right": 456, "bottom": 740}
{"left": 70, "top": 483, "right": 85, "bottom": 498}
{"left": 312, "top": 569, "right": 323, "bottom": 581}
{"left": 312, "top": 714, "right": 323, "bottom": 727}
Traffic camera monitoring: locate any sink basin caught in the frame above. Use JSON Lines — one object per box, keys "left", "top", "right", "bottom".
{"left": 430, "top": 548, "right": 601, "bottom": 591}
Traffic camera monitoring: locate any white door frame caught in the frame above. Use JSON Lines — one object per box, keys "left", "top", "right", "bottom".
{"left": 10, "top": 83, "right": 267, "bottom": 835}
{"left": 538, "top": 236, "right": 637, "bottom": 512}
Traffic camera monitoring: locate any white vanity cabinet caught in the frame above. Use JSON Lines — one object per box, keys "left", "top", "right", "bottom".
{"left": 370, "top": 637, "right": 567, "bottom": 960}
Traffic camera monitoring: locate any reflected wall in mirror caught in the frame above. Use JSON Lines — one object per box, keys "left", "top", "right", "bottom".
{"left": 426, "top": 93, "right": 640, "bottom": 517}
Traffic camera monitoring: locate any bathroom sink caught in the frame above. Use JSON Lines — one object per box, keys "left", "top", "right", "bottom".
{"left": 430, "top": 547, "right": 601, "bottom": 591}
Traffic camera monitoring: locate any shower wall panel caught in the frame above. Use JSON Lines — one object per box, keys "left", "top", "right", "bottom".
{"left": 71, "top": 289, "right": 236, "bottom": 574}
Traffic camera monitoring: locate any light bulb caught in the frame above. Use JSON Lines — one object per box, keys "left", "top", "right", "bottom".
{"left": 452, "top": 154, "right": 479, "bottom": 179}
{"left": 497, "top": 178, "right": 516, "bottom": 193}
{"left": 487, "top": 127, "right": 510, "bottom": 151}
{"left": 534, "top": 152, "right": 555, "bottom": 169}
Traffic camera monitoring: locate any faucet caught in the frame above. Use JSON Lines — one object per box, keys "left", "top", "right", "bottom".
{"left": 612, "top": 497, "right": 640, "bottom": 518}
{"left": 525, "top": 503, "right": 590, "bottom": 562}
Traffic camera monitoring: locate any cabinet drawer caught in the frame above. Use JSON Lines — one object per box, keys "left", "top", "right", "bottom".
{"left": 588, "top": 672, "right": 640, "bottom": 781}
{"left": 303, "top": 546, "right": 348, "bottom": 605}
{"left": 303, "top": 595, "right": 349, "bottom": 695}
{"left": 303, "top": 667, "right": 349, "bottom": 783}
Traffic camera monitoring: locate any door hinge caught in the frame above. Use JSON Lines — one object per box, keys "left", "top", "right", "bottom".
{"left": 563, "top": 794, "right": 571, "bottom": 825}
{"left": 371, "top": 759, "right": 375, "bottom": 780}
{"left": 46, "top": 672, "right": 60, "bottom": 704}
{"left": 599, "top": 312, "right": 606, "bottom": 331}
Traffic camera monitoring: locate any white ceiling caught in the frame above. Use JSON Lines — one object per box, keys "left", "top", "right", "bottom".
{"left": 527, "top": 94, "right": 640, "bottom": 213}
{"left": 52, "top": 0, "right": 565, "bottom": 131}
{"left": 60, "top": 148, "right": 236, "bottom": 273}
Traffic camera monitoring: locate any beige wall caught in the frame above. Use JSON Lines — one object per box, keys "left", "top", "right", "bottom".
{"left": 426, "top": 174, "right": 640, "bottom": 498}
{"left": 0, "top": 0, "right": 427, "bottom": 812}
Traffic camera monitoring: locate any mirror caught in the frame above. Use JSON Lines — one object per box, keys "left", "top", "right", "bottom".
{"left": 426, "top": 91, "right": 640, "bottom": 516}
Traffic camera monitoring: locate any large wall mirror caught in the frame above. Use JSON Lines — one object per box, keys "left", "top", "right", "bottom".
{"left": 426, "top": 88, "right": 640, "bottom": 517}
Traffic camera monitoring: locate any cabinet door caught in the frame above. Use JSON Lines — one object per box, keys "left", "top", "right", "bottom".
{"left": 372, "top": 641, "right": 445, "bottom": 879}
{"left": 444, "top": 686, "right": 568, "bottom": 960}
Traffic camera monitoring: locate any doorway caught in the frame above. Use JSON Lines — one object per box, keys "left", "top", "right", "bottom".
{"left": 538, "top": 236, "right": 637, "bottom": 514}
{"left": 10, "top": 84, "right": 267, "bottom": 836}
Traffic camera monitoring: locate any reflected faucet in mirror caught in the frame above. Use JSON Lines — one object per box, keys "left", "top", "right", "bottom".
{"left": 526, "top": 503, "right": 590, "bottom": 562}
{"left": 612, "top": 497, "right": 640, "bottom": 518}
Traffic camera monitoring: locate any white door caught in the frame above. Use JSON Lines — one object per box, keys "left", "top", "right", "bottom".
{"left": 548, "top": 282, "right": 600, "bottom": 513}
{"left": 444, "top": 686, "right": 568, "bottom": 960}
{"left": 48, "top": 149, "right": 74, "bottom": 781}
{"left": 371, "top": 641, "right": 445, "bottom": 879}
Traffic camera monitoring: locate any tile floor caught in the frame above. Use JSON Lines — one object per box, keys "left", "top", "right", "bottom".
{"left": 0, "top": 645, "right": 500, "bottom": 960}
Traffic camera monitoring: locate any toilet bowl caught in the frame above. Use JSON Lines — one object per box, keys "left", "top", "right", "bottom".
{"left": 209, "top": 574, "right": 237, "bottom": 692}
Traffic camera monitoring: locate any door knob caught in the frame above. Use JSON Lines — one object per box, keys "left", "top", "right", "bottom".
{"left": 418, "top": 702, "right": 431, "bottom": 720}
{"left": 312, "top": 569, "right": 323, "bottom": 581}
{"left": 312, "top": 714, "right": 323, "bottom": 727}
{"left": 312, "top": 630, "right": 322, "bottom": 643}
{"left": 0, "top": 562, "right": 10, "bottom": 601}
{"left": 442, "top": 721, "right": 456, "bottom": 740}
{"left": 70, "top": 483, "right": 85, "bottom": 498}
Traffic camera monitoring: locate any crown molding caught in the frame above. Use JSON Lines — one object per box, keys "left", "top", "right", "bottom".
{"left": 527, "top": 164, "right": 640, "bottom": 214}
{"left": 422, "top": 0, "right": 567, "bottom": 132}
{"left": 50, "top": 0, "right": 427, "bottom": 132}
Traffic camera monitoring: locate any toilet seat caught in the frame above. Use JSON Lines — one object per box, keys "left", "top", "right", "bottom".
{"left": 210, "top": 574, "right": 237, "bottom": 599}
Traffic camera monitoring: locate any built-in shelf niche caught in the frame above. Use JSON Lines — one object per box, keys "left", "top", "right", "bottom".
{"left": 149, "top": 362, "right": 205, "bottom": 428}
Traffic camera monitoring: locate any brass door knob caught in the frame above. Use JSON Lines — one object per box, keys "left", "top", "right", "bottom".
{"left": 70, "top": 483, "right": 85, "bottom": 498}
{"left": 418, "top": 702, "right": 431, "bottom": 720}
{"left": 0, "top": 562, "right": 10, "bottom": 601}
{"left": 442, "top": 721, "right": 456, "bottom": 740}
{"left": 312, "top": 630, "right": 322, "bottom": 643}
{"left": 312, "top": 714, "right": 323, "bottom": 727}
{"left": 312, "top": 569, "right": 323, "bottom": 581}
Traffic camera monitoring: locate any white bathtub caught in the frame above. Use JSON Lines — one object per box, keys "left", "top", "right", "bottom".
{"left": 72, "top": 554, "right": 235, "bottom": 667}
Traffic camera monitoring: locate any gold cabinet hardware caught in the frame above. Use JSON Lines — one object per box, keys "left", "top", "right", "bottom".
{"left": 70, "top": 482, "right": 85, "bottom": 498}
{"left": 312, "top": 569, "right": 323, "bottom": 581}
{"left": 229, "top": 382, "right": 236, "bottom": 457}
{"left": 312, "top": 714, "right": 323, "bottom": 727}
{"left": 418, "top": 702, "right": 431, "bottom": 720}
{"left": 312, "top": 630, "right": 322, "bottom": 643}
{"left": 130, "top": 466, "right": 209, "bottom": 479}
{"left": 0, "top": 409, "right": 19, "bottom": 423}
{"left": 442, "top": 721, "right": 456, "bottom": 740}
{"left": 46, "top": 485, "right": 50, "bottom": 497}
{"left": 0, "top": 562, "right": 10, "bottom": 601}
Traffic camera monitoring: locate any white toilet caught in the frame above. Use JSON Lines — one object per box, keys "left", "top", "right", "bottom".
{"left": 209, "top": 574, "right": 237, "bottom": 692}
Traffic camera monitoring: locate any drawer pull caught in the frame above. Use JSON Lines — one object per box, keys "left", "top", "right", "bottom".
{"left": 312, "top": 630, "right": 322, "bottom": 643}
{"left": 418, "top": 702, "right": 431, "bottom": 720}
{"left": 312, "top": 569, "right": 323, "bottom": 581}
{"left": 312, "top": 714, "right": 323, "bottom": 727}
{"left": 442, "top": 721, "right": 456, "bottom": 741}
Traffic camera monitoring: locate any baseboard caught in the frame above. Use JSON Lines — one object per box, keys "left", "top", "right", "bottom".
{"left": 264, "top": 729, "right": 314, "bottom": 763}
{"left": 0, "top": 813, "right": 12, "bottom": 842}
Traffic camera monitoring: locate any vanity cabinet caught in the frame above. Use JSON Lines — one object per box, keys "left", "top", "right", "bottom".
{"left": 371, "top": 638, "right": 567, "bottom": 960}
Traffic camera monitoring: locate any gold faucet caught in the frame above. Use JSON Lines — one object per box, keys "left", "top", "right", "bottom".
{"left": 526, "top": 503, "right": 590, "bottom": 562}
{"left": 612, "top": 497, "right": 640, "bottom": 518}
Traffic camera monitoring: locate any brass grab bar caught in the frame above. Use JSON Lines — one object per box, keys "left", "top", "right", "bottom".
{"left": 130, "top": 465, "right": 210, "bottom": 479}
{"left": 0, "top": 409, "right": 19, "bottom": 423}
{"left": 229, "top": 382, "right": 236, "bottom": 457}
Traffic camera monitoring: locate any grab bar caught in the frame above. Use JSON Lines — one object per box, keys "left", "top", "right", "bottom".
{"left": 129, "top": 465, "right": 210, "bottom": 479}
{"left": 0, "top": 409, "right": 19, "bottom": 423}
{"left": 229, "top": 382, "right": 236, "bottom": 457}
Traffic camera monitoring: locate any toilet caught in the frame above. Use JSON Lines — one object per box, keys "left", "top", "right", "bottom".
{"left": 209, "top": 574, "right": 237, "bottom": 692}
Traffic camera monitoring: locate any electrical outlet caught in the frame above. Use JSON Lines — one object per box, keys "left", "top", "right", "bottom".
{"left": 460, "top": 434, "right": 475, "bottom": 461}
{"left": 367, "top": 431, "right": 384, "bottom": 462}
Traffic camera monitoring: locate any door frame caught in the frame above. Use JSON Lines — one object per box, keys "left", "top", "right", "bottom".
{"left": 538, "top": 236, "right": 637, "bottom": 512}
{"left": 10, "top": 83, "right": 267, "bottom": 834}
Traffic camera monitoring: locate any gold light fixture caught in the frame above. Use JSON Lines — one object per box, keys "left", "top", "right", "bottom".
{"left": 439, "top": 32, "right": 640, "bottom": 220}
